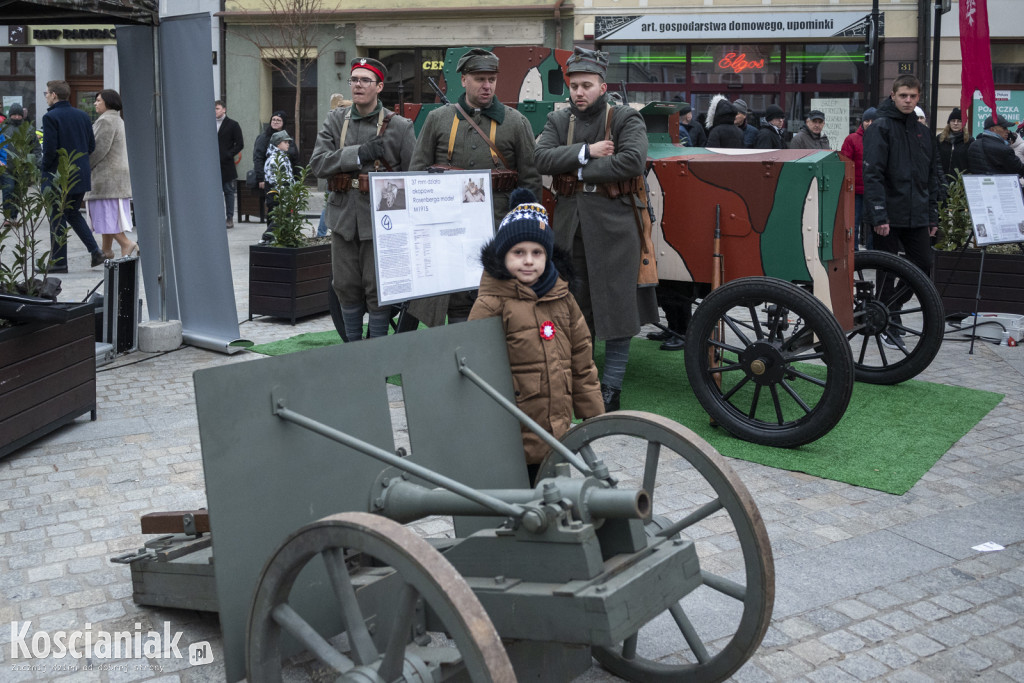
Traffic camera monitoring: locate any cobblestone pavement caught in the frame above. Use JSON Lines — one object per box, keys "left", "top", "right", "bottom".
{"left": 1, "top": 217, "right": 1022, "bottom": 682}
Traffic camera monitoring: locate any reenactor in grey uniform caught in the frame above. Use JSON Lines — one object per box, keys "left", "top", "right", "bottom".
{"left": 309, "top": 57, "right": 416, "bottom": 341}
{"left": 408, "top": 48, "right": 541, "bottom": 326}
{"left": 535, "top": 47, "right": 654, "bottom": 412}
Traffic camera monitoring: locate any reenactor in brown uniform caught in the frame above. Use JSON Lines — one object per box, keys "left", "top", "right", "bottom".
{"left": 309, "top": 57, "right": 416, "bottom": 340}
{"left": 408, "top": 48, "right": 541, "bottom": 325}
{"left": 535, "top": 47, "right": 655, "bottom": 412}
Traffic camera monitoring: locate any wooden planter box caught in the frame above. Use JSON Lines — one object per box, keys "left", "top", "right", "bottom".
{"left": 932, "top": 248, "right": 1024, "bottom": 316}
{"left": 1, "top": 302, "right": 97, "bottom": 459}
{"left": 249, "top": 243, "right": 331, "bottom": 324}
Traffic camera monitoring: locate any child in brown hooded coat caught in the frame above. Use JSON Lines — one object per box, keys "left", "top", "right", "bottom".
{"left": 469, "top": 189, "right": 604, "bottom": 482}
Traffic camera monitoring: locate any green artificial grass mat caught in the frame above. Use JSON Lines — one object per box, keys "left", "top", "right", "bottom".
{"left": 595, "top": 340, "right": 1003, "bottom": 495}
{"left": 250, "top": 330, "right": 1003, "bottom": 495}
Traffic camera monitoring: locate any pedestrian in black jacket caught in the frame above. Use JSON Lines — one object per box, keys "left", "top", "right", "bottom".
{"left": 677, "top": 103, "right": 706, "bottom": 147}
{"left": 705, "top": 95, "right": 745, "bottom": 148}
{"left": 863, "top": 75, "right": 942, "bottom": 293}
{"left": 215, "top": 99, "right": 244, "bottom": 229}
{"left": 936, "top": 107, "right": 972, "bottom": 181}
{"left": 966, "top": 114, "right": 1024, "bottom": 177}
{"left": 41, "top": 80, "right": 104, "bottom": 271}
{"left": 755, "top": 104, "right": 788, "bottom": 149}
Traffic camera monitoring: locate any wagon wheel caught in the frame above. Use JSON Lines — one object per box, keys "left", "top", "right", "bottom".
{"left": 246, "top": 512, "right": 514, "bottom": 683}
{"left": 684, "top": 277, "right": 855, "bottom": 448}
{"left": 849, "top": 250, "right": 945, "bottom": 385}
{"left": 537, "top": 412, "right": 774, "bottom": 683}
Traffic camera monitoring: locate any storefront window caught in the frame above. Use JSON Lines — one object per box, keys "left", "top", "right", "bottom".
{"left": 992, "top": 43, "right": 1024, "bottom": 85}
{"left": 785, "top": 44, "right": 864, "bottom": 86}
{"left": 1, "top": 48, "right": 35, "bottom": 119}
{"left": 605, "top": 44, "right": 687, "bottom": 88}
{"left": 66, "top": 49, "right": 103, "bottom": 77}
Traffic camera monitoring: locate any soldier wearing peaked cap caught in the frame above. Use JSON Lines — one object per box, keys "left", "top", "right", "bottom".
{"left": 407, "top": 47, "right": 541, "bottom": 327}
{"left": 535, "top": 46, "right": 657, "bottom": 413}
{"left": 309, "top": 57, "right": 416, "bottom": 341}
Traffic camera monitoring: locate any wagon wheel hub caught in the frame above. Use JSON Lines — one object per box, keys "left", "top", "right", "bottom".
{"left": 858, "top": 300, "right": 891, "bottom": 336}
{"left": 739, "top": 342, "right": 786, "bottom": 385}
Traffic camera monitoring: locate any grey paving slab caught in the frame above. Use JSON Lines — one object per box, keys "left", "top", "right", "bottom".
{"left": 770, "top": 530, "right": 955, "bottom": 618}
{"left": 2, "top": 215, "right": 1023, "bottom": 681}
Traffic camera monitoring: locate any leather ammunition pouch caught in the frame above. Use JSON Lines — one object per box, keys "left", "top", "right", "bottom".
{"left": 490, "top": 169, "right": 519, "bottom": 193}
{"left": 552, "top": 173, "right": 643, "bottom": 199}
{"left": 327, "top": 173, "right": 370, "bottom": 193}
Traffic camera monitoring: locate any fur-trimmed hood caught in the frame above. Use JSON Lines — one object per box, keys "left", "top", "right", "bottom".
{"left": 479, "top": 239, "right": 575, "bottom": 285}
{"left": 706, "top": 94, "right": 737, "bottom": 130}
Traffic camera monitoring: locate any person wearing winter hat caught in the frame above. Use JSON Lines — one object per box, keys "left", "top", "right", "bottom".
{"left": 677, "top": 102, "right": 707, "bottom": 147}
{"left": 914, "top": 106, "right": 927, "bottom": 126}
{"left": 308, "top": 56, "right": 416, "bottom": 340}
{"left": 791, "top": 110, "right": 830, "bottom": 150}
{"left": 252, "top": 108, "right": 298, "bottom": 218}
{"left": 841, "top": 107, "right": 878, "bottom": 250}
{"left": 406, "top": 47, "right": 541, "bottom": 328}
{"left": 536, "top": 45, "right": 659, "bottom": 412}
{"left": 732, "top": 99, "right": 757, "bottom": 148}
{"left": 260, "top": 130, "right": 296, "bottom": 242}
{"left": 936, "top": 107, "right": 972, "bottom": 181}
{"left": 469, "top": 188, "right": 604, "bottom": 482}
{"left": 705, "top": 95, "right": 745, "bottom": 148}
{"left": 967, "top": 113, "right": 1024, "bottom": 177}
{"left": 755, "top": 104, "right": 788, "bottom": 149}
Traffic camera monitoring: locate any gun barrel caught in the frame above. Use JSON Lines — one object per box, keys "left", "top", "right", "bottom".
{"left": 379, "top": 478, "right": 649, "bottom": 525}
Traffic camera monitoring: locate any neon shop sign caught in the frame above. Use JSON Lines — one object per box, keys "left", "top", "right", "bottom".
{"left": 717, "top": 52, "right": 766, "bottom": 74}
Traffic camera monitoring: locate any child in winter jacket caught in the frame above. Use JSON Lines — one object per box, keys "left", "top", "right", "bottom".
{"left": 261, "top": 130, "right": 294, "bottom": 242}
{"left": 468, "top": 188, "right": 604, "bottom": 483}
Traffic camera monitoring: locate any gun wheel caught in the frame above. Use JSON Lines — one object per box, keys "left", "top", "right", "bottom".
{"left": 538, "top": 412, "right": 774, "bottom": 683}
{"left": 849, "top": 249, "right": 945, "bottom": 384}
{"left": 685, "top": 277, "right": 855, "bottom": 447}
{"left": 246, "top": 512, "right": 514, "bottom": 683}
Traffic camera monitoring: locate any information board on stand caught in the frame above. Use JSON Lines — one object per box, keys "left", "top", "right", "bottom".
{"left": 371, "top": 170, "right": 495, "bottom": 305}
{"left": 963, "top": 175, "right": 1024, "bottom": 246}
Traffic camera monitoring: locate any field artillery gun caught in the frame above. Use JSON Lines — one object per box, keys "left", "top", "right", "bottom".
{"left": 117, "top": 320, "right": 774, "bottom": 681}
{"left": 398, "top": 46, "right": 945, "bottom": 448}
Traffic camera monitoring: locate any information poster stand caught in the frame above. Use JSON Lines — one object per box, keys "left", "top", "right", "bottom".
{"left": 960, "top": 175, "right": 1024, "bottom": 353}
{"left": 370, "top": 170, "right": 495, "bottom": 306}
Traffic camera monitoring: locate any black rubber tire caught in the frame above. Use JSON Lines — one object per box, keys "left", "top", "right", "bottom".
{"left": 849, "top": 250, "right": 945, "bottom": 385}
{"left": 684, "top": 277, "right": 854, "bottom": 448}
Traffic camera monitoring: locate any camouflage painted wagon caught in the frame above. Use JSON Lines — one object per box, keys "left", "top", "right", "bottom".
{"left": 398, "top": 46, "right": 944, "bottom": 449}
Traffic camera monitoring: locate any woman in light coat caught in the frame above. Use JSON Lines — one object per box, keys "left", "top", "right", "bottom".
{"left": 85, "top": 89, "right": 137, "bottom": 258}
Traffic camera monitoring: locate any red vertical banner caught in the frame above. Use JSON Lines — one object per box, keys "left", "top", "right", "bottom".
{"left": 960, "top": 0, "right": 996, "bottom": 132}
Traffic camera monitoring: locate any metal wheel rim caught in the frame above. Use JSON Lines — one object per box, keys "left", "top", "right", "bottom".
{"left": 849, "top": 249, "right": 945, "bottom": 384}
{"left": 686, "top": 278, "right": 854, "bottom": 445}
{"left": 539, "top": 412, "right": 774, "bottom": 683}
{"left": 246, "top": 511, "right": 514, "bottom": 683}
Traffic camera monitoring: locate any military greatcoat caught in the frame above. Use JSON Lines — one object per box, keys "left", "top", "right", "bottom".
{"left": 535, "top": 94, "right": 650, "bottom": 341}
{"left": 308, "top": 101, "right": 416, "bottom": 241}
{"left": 407, "top": 94, "right": 541, "bottom": 326}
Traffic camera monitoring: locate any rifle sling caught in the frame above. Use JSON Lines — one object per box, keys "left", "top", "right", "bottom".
{"left": 452, "top": 101, "right": 510, "bottom": 169}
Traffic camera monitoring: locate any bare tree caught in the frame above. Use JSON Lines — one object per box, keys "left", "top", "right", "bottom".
{"left": 229, "top": 0, "right": 337, "bottom": 147}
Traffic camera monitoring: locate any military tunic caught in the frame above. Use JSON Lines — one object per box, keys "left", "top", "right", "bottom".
{"left": 535, "top": 95, "right": 650, "bottom": 341}
{"left": 308, "top": 101, "right": 416, "bottom": 310}
{"left": 407, "top": 94, "right": 541, "bottom": 326}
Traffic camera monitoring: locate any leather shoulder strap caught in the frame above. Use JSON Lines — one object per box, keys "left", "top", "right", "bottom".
{"left": 452, "top": 101, "right": 510, "bottom": 169}
{"left": 604, "top": 103, "right": 614, "bottom": 141}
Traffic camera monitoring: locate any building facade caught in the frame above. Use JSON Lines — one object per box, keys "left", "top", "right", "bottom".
{"left": 1, "top": 1, "right": 221, "bottom": 128}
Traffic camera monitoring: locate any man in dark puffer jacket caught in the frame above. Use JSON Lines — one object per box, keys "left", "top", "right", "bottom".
{"left": 863, "top": 75, "right": 942, "bottom": 276}
{"left": 863, "top": 75, "right": 943, "bottom": 346}
{"left": 966, "top": 113, "right": 1024, "bottom": 177}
